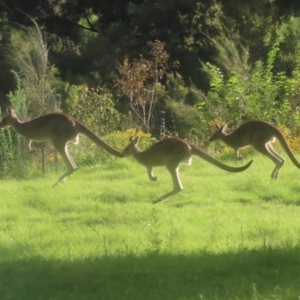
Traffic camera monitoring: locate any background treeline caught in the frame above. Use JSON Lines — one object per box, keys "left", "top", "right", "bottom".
{"left": 0, "top": 0, "right": 300, "bottom": 178}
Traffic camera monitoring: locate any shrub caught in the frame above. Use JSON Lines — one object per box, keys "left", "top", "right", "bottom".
{"left": 66, "top": 84, "right": 122, "bottom": 135}
{"left": 105, "top": 128, "right": 154, "bottom": 151}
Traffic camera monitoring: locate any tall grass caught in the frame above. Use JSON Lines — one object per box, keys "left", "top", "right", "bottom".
{"left": 0, "top": 153, "right": 300, "bottom": 299}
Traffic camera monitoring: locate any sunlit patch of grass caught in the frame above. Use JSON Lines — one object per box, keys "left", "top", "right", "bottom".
{"left": 1, "top": 153, "right": 300, "bottom": 299}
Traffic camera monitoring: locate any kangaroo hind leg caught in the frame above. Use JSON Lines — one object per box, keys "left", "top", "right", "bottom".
{"left": 52, "top": 141, "right": 78, "bottom": 187}
{"left": 266, "top": 141, "right": 284, "bottom": 179}
{"left": 255, "top": 142, "right": 283, "bottom": 180}
{"left": 153, "top": 164, "right": 182, "bottom": 204}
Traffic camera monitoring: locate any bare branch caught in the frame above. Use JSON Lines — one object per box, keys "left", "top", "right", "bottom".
{"left": 115, "top": 40, "right": 171, "bottom": 133}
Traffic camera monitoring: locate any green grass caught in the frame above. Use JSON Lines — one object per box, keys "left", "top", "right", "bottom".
{"left": 1, "top": 153, "right": 300, "bottom": 299}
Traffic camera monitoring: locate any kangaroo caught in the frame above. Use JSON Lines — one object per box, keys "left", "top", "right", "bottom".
{"left": 0, "top": 107, "right": 120, "bottom": 186}
{"left": 120, "top": 136, "right": 253, "bottom": 203}
{"left": 209, "top": 120, "right": 300, "bottom": 179}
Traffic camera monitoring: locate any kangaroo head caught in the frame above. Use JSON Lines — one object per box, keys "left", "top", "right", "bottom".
{"left": 209, "top": 123, "right": 227, "bottom": 142}
{"left": 0, "top": 107, "right": 18, "bottom": 128}
{"left": 120, "top": 136, "right": 140, "bottom": 157}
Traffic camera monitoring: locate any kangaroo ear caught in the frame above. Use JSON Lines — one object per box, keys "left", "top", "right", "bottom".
{"left": 221, "top": 124, "right": 228, "bottom": 132}
{"left": 216, "top": 124, "right": 221, "bottom": 129}
{"left": 134, "top": 136, "right": 139, "bottom": 145}
{"left": 7, "top": 107, "right": 17, "bottom": 117}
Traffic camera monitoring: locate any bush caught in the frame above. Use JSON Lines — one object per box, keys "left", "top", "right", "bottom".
{"left": 66, "top": 84, "right": 122, "bottom": 135}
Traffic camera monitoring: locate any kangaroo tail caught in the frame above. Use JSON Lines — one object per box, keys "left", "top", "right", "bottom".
{"left": 190, "top": 145, "right": 253, "bottom": 172}
{"left": 76, "top": 121, "right": 120, "bottom": 157}
{"left": 275, "top": 130, "right": 300, "bottom": 169}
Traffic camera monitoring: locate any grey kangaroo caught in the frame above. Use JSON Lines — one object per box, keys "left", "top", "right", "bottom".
{"left": 121, "top": 136, "right": 253, "bottom": 203}
{"left": 0, "top": 107, "right": 120, "bottom": 186}
{"left": 209, "top": 120, "right": 300, "bottom": 179}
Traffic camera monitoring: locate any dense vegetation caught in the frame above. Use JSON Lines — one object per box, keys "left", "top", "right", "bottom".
{"left": 1, "top": 0, "right": 300, "bottom": 176}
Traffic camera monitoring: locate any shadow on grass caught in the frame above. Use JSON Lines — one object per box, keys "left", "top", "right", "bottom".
{"left": 261, "top": 193, "right": 300, "bottom": 206}
{"left": 0, "top": 246, "right": 299, "bottom": 300}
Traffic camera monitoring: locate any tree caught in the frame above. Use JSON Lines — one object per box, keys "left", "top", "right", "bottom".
{"left": 115, "top": 40, "right": 174, "bottom": 133}
{"left": 10, "top": 17, "right": 58, "bottom": 115}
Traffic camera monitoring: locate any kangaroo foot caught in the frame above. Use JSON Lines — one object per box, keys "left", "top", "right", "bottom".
{"left": 153, "top": 189, "right": 181, "bottom": 204}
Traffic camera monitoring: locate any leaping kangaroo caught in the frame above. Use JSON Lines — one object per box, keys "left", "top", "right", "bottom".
{"left": 0, "top": 107, "right": 120, "bottom": 186}
{"left": 209, "top": 120, "right": 300, "bottom": 179}
{"left": 120, "top": 136, "right": 253, "bottom": 203}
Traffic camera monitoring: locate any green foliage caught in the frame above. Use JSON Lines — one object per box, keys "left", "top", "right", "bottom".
{"left": 105, "top": 128, "right": 154, "bottom": 151}
{"left": 165, "top": 73, "right": 189, "bottom": 103}
{"left": 165, "top": 101, "right": 204, "bottom": 142}
{"left": 64, "top": 84, "right": 124, "bottom": 166}
{"left": 199, "top": 47, "right": 280, "bottom": 125}
{"left": 66, "top": 84, "right": 121, "bottom": 135}
{"left": 1, "top": 0, "right": 300, "bottom": 102}
{"left": 0, "top": 128, "right": 20, "bottom": 178}
{"left": 64, "top": 85, "right": 156, "bottom": 167}
{"left": 7, "top": 70, "right": 29, "bottom": 119}
{"left": 0, "top": 71, "right": 29, "bottom": 178}
{"left": 274, "top": 18, "right": 300, "bottom": 128}
{"left": 195, "top": 17, "right": 300, "bottom": 138}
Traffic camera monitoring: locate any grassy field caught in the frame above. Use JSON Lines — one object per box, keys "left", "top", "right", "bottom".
{"left": 0, "top": 153, "right": 300, "bottom": 300}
